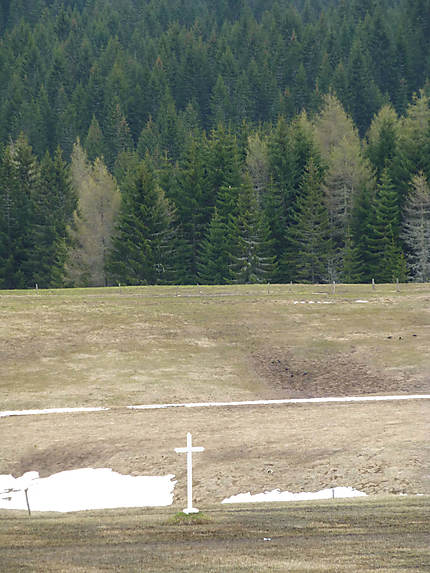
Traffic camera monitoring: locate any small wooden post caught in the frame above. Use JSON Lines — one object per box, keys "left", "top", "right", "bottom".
{"left": 396, "top": 278, "right": 400, "bottom": 292}
{"left": 372, "top": 278, "right": 375, "bottom": 290}
{"left": 267, "top": 282, "right": 270, "bottom": 295}
{"left": 24, "top": 488, "right": 31, "bottom": 517}
{"left": 332, "top": 281, "right": 336, "bottom": 295}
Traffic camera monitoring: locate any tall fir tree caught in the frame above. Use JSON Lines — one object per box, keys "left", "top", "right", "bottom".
{"left": 0, "top": 134, "right": 38, "bottom": 288}
{"left": 30, "top": 147, "right": 76, "bottom": 287}
{"left": 197, "top": 207, "right": 234, "bottom": 285}
{"left": 107, "top": 156, "right": 175, "bottom": 285}
{"left": 402, "top": 172, "right": 430, "bottom": 282}
{"left": 367, "top": 167, "right": 406, "bottom": 282}
{"left": 284, "top": 158, "right": 332, "bottom": 283}
{"left": 231, "top": 178, "right": 276, "bottom": 283}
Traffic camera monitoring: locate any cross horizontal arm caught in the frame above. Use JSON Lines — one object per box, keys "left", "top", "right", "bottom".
{"left": 175, "top": 446, "right": 205, "bottom": 453}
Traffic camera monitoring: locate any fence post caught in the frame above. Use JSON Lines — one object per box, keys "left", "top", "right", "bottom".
{"left": 24, "top": 488, "right": 31, "bottom": 517}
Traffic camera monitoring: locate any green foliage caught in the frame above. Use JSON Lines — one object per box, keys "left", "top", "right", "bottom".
{"left": 107, "top": 157, "right": 175, "bottom": 285}
{"left": 284, "top": 158, "right": 332, "bottom": 283}
{"left": 1, "top": 1, "right": 430, "bottom": 286}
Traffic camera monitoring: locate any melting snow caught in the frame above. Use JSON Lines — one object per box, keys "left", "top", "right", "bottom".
{"left": 222, "top": 486, "right": 367, "bottom": 504}
{"left": 0, "top": 407, "right": 108, "bottom": 418}
{"left": 128, "top": 394, "right": 430, "bottom": 411}
{"left": 0, "top": 469, "right": 176, "bottom": 512}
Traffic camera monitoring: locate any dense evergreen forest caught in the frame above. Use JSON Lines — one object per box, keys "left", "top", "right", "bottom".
{"left": 1, "top": 0, "right": 430, "bottom": 288}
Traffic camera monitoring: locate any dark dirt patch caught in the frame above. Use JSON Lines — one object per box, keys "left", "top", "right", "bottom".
{"left": 250, "top": 347, "right": 428, "bottom": 397}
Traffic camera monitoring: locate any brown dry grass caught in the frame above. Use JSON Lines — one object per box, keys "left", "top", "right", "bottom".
{"left": 1, "top": 283, "right": 430, "bottom": 411}
{"left": 1, "top": 400, "right": 429, "bottom": 502}
{"left": 1, "top": 283, "right": 429, "bottom": 571}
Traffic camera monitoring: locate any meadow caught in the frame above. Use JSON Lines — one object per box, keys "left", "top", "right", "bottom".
{"left": 1, "top": 283, "right": 429, "bottom": 571}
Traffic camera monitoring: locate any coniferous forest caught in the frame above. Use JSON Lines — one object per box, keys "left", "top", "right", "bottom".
{"left": 1, "top": 0, "right": 430, "bottom": 288}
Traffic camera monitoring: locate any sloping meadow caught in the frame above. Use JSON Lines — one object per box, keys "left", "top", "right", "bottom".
{"left": 0, "top": 283, "right": 429, "bottom": 503}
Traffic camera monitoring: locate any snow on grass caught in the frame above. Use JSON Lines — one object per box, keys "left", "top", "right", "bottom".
{"left": 0, "top": 469, "right": 176, "bottom": 512}
{"left": 128, "top": 394, "right": 430, "bottom": 411}
{"left": 0, "top": 407, "right": 109, "bottom": 418}
{"left": 1, "top": 395, "right": 429, "bottom": 419}
{"left": 222, "top": 486, "right": 367, "bottom": 504}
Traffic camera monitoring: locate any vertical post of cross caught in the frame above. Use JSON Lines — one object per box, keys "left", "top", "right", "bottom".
{"left": 175, "top": 432, "right": 205, "bottom": 514}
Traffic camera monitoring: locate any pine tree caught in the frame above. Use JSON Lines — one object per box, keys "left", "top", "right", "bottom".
{"left": 345, "top": 35, "right": 383, "bottom": 136}
{"left": 107, "top": 157, "right": 175, "bottom": 285}
{"left": 284, "top": 158, "right": 332, "bottom": 283}
{"left": 197, "top": 208, "right": 233, "bottom": 285}
{"left": 231, "top": 178, "right": 275, "bottom": 283}
{"left": 366, "top": 104, "right": 400, "bottom": 181}
{"left": 367, "top": 168, "right": 406, "bottom": 282}
{"left": 0, "top": 134, "right": 38, "bottom": 288}
{"left": 85, "top": 115, "right": 105, "bottom": 162}
{"left": 172, "top": 136, "right": 208, "bottom": 283}
{"left": 402, "top": 172, "right": 430, "bottom": 282}
{"left": 30, "top": 147, "right": 76, "bottom": 287}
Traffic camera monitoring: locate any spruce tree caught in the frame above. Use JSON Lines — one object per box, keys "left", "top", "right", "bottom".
{"left": 231, "top": 178, "right": 276, "bottom": 283}
{"left": 197, "top": 208, "right": 233, "bottom": 285}
{"left": 367, "top": 168, "right": 406, "bottom": 282}
{"left": 30, "top": 147, "right": 76, "bottom": 287}
{"left": 402, "top": 172, "right": 430, "bottom": 282}
{"left": 284, "top": 158, "right": 332, "bottom": 283}
{"left": 0, "top": 134, "right": 38, "bottom": 288}
{"left": 107, "top": 157, "right": 174, "bottom": 285}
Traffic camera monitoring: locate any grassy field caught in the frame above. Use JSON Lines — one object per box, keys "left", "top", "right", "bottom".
{"left": 1, "top": 282, "right": 430, "bottom": 410}
{"left": 1, "top": 283, "right": 429, "bottom": 571}
{"left": 0, "top": 497, "right": 429, "bottom": 572}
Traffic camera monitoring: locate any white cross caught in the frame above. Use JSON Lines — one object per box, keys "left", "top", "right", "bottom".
{"left": 174, "top": 432, "right": 205, "bottom": 514}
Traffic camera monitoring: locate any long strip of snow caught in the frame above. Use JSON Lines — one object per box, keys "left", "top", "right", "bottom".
{"left": 0, "top": 407, "right": 109, "bottom": 418}
{"left": 222, "top": 486, "right": 367, "bottom": 504}
{"left": 1, "top": 395, "right": 428, "bottom": 419}
{"left": 0, "top": 469, "right": 176, "bottom": 512}
{"left": 128, "top": 394, "right": 430, "bottom": 411}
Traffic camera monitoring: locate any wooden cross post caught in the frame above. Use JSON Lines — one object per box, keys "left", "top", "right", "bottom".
{"left": 175, "top": 432, "right": 204, "bottom": 514}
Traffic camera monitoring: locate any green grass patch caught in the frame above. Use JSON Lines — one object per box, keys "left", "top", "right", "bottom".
{"left": 168, "top": 510, "right": 212, "bottom": 525}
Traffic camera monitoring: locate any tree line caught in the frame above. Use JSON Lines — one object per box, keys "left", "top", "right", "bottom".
{"left": 1, "top": 92, "right": 430, "bottom": 288}
{"left": 0, "top": 0, "right": 430, "bottom": 287}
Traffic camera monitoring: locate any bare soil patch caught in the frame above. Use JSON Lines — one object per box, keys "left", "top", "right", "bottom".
{"left": 250, "top": 347, "right": 427, "bottom": 397}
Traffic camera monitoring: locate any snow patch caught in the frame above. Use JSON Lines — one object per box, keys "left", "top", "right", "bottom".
{"left": 0, "top": 407, "right": 109, "bottom": 418}
{"left": 355, "top": 300, "right": 369, "bottom": 303}
{"left": 128, "top": 394, "right": 430, "bottom": 411}
{"left": 0, "top": 468, "right": 176, "bottom": 512}
{"left": 222, "top": 486, "right": 367, "bottom": 504}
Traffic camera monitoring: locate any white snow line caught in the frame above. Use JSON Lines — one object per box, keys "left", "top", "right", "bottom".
{"left": 2, "top": 395, "right": 429, "bottom": 419}
{"left": 0, "top": 407, "right": 109, "bottom": 418}
{"left": 128, "top": 394, "right": 430, "bottom": 411}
